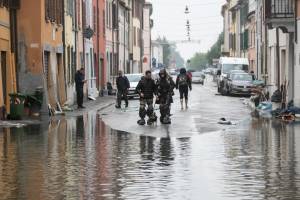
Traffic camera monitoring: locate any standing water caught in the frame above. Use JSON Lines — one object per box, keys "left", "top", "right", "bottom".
{"left": 1, "top": 113, "right": 300, "bottom": 200}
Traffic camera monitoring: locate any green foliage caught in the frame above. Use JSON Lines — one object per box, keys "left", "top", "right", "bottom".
{"left": 155, "top": 36, "right": 184, "bottom": 68}
{"left": 188, "top": 53, "right": 208, "bottom": 70}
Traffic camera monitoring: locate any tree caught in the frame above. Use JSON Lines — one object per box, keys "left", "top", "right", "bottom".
{"left": 206, "top": 32, "right": 224, "bottom": 64}
{"left": 188, "top": 52, "right": 208, "bottom": 70}
{"left": 155, "top": 36, "right": 184, "bottom": 68}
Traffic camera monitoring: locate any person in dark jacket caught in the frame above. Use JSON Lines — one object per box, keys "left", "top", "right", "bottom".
{"left": 136, "top": 70, "right": 157, "bottom": 125}
{"left": 156, "top": 69, "right": 175, "bottom": 124}
{"left": 176, "top": 68, "right": 192, "bottom": 109}
{"left": 75, "top": 68, "right": 87, "bottom": 109}
{"left": 116, "top": 70, "right": 130, "bottom": 108}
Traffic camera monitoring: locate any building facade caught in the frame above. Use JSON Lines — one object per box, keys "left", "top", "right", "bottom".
{"left": 0, "top": 1, "right": 18, "bottom": 117}
{"left": 18, "top": 0, "right": 65, "bottom": 111}
{"left": 93, "top": 0, "right": 107, "bottom": 94}
{"left": 132, "top": 0, "right": 144, "bottom": 73}
{"left": 142, "top": 2, "right": 152, "bottom": 73}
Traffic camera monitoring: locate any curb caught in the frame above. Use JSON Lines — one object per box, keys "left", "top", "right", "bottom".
{"left": 97, "top": 102, "right": 115, "bottom": 112}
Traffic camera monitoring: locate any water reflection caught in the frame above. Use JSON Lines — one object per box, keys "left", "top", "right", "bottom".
{"left": 0, "top": 114, "right": 300, "bottom": 199}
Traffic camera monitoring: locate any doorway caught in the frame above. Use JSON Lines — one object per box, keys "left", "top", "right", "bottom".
{"left": 99, "top": 58, "right": 104, "bottom": 89}
{"left": 1, "top": 51, "right": 6, "bottom": 105}
{"left": 280, "top": 49, "right": 286, "bottom": 85}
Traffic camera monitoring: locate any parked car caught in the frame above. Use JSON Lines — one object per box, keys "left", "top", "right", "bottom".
{"left": 169, "top": 69, "right": 178, "bottom": 76}
{"left": 217, "top": 57, "right": 249, "bottom": 94}
{"left": 191, "top": 72, "right": 205, "bottom": 85}
{"left": 125, "top": 73, "right": 143, "bottom": 99}
{"left": 223, "top": 72, "right": 254, "bottom": 96}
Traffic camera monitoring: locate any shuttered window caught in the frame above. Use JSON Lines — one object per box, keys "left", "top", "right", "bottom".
{"left": 0, "top": 0, "right": 20, "bottom": 9}
{"left": 45, "top": 0, "right": 63, "bottom": 24}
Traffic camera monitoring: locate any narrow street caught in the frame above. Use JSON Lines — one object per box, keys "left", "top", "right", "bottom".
{"left": 100, "top": 76, "right": 251, "bottom": 137}
{"left": 1, "top": 77, "right": 300, "bottom": 200}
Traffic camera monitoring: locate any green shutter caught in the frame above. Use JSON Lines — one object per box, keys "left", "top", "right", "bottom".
{"left": 244, "top": 30, "right": 249, "bottom": 50}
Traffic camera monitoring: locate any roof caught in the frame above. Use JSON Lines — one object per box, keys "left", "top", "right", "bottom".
{"left": 219, "top": 57, "right": 249, "bottom": 65}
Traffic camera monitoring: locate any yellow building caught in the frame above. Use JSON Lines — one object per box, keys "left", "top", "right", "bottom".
{"left": 0, "top": 3, "right": 18, "bottom": 118}
{"left": 17, "top": 0, "right": 66, "bottom": 111}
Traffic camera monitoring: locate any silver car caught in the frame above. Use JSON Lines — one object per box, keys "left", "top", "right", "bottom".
{"left": 192, "top": 72, "right": 205, "bottom": 85}
{"left": 125, "top": 73, "right": 143, "bottom": 98}
{"left": 224, "top": 72, "right": 253, "bottom": 96}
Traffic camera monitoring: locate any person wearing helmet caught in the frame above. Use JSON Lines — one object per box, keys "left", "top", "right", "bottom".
{"left": 176, "top": 68, "right": 192, "bottom": 109}
{"left": 156, "top": 69, "right": 175, "bottom": 124}
{"left": 136, "top": 70, "right": 158, "bottom": 126}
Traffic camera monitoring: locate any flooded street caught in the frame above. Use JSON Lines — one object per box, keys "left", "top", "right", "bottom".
{"left": 1, "top": 116, "right": 300, "bottom": 200}
{"left": 1, "top": 80, "right": 300, "bottom": 200}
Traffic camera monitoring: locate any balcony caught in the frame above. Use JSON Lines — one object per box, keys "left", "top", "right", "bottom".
{"left": 265, "top": 0, "right": 295, "bottom": 33}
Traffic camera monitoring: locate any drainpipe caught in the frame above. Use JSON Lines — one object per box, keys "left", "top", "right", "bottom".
{"left": 124, "top": 7, "right": 126, "bottom": 73}
{"left": 97, "top": 0, "right": 100, "bottom": 89}
{"left": 276, "top": 27, "right": 280, "bottom": 87}
{"left": 62, "top": 0, "right": 66, "bottom": 83}
{"left": 9, "top": 8, "right": 18, "bottom": 91}
{"left": 116, "top": 0, "right": 120, "bottom": 75}
{"left": 74, "top": 0, "right": 78, "bottom": 71}
{"left": 82, "top": 0, "right": 85, "bottom": 69}
{"left": 112, "top": 0, "right": 116, "bottom": 79}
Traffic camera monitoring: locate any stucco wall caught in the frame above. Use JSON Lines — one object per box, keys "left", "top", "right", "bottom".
{"left": 0, "top": 7, "right": 16, "bottom": 109}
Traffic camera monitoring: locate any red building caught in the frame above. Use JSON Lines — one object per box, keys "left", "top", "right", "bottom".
{"left": 93, "top": 0, "right": 107, "bottom": 93}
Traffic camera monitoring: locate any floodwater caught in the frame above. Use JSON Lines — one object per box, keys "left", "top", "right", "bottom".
{"left": 1, "top": 113, "right": 300, "bottom": 200}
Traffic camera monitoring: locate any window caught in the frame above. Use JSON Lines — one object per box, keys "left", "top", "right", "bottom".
{"left": 44, "top": 51, "right": 50, "bottom": 86}
{"left": 93, "top": 6, "right": 97, "bottom": 33}
{"left": 103, "top": 10, "right": 106, "bottom": 36}
{"left": 72, "top": 49, "right": 76, "bottom": 83}
{"left": 67, "top": 47, "right": 71, "bottom": 84}
{"left": 0, "top": 0, "right": 20, "bottom": 9}
{"left": 134, "top": 27, "right": 136, "bottom": 46}
{"left": 45, "top": 0, "right": 62, "bottom": 24}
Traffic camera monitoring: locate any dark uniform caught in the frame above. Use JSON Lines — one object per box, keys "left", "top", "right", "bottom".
{"left": 116, "top": 75, "right": 130, "bottom": 108}
{"left": 75, "top": 70, "right": 85, "bottom": 108}
{"left": 156, "top": 69, "right": 175, "bottom": 124}
{"left": 176, "top": 68, "right": 192, "bottom": 109}
{"left": 136, "top": 76, "right": 157, "bottom": 125}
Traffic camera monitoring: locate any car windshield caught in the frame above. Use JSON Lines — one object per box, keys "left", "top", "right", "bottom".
{"left": 126, "top": 74, "right": 142, "bottom": 82}
{"left": 232, "top": 74, "right": 253, "bottom": 81}
{"left": 223, "top": 64, "right": 248, "bottom": 74}
{"left": 192, "top": 72, "right": 203, "bottom": 77}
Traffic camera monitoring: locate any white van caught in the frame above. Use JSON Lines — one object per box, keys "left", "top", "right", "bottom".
{"left": 217, "top": 57, "right": 249, "bottom": 93}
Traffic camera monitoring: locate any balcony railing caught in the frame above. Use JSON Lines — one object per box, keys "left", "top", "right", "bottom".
{"left": 266, "top": 0, "right": 294, "bottom": 19}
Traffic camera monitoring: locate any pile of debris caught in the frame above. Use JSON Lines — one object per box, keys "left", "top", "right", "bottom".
{"left": 271, "top": 101, "right": 300, "bottom": 122}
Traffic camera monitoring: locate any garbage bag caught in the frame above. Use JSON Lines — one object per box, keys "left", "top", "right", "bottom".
{"left": 271, "top": 89, "right": 282, "bottom": 103}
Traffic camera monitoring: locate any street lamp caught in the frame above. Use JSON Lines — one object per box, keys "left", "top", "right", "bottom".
{"left": 185, "top": 6, "right": 190, "bottom": 14}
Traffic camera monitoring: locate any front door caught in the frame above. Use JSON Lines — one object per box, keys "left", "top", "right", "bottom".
{"left": 99, "top": 58, "right": 103, "bottom": 90}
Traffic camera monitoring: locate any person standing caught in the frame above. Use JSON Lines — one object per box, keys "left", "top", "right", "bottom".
{"left": 136, "top": 70, "right": 157, "bottom": 125}
{"left": 156, "top": 69, "right": 175, "bottom": 124}
{"left": 176, "top": 68, "right": 192, "bottom": 109}
{"left": 75, "top": 68, "right": 87, "bottom": 109}
{"left": 250, "top": 70, "right": 256, "bottom": 81}
{"left": 116, "top": 70, "right": 130, "bottom": 108}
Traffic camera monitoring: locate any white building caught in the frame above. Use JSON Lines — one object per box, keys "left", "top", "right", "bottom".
{"left": 83, "top": 0, "right": 98, "bottom": 99}
{"left": 142, "top": 2, "right": 153, "bottom": 73}
{"left": 118, "top": 1, "right": 130, "bottom": 74}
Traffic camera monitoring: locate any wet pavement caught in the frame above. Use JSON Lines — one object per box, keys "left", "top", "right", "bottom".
{"left": 1, "top": 77, "right": 300, "bottom": 200}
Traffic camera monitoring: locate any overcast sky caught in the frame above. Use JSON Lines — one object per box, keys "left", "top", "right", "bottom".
{"left": 148, "top": 0, "right": 226, "bottom": 60}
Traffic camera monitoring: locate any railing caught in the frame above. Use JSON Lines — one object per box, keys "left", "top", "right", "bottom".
{"left": 266, "top": 0, "right": 294, "bottom": 19}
